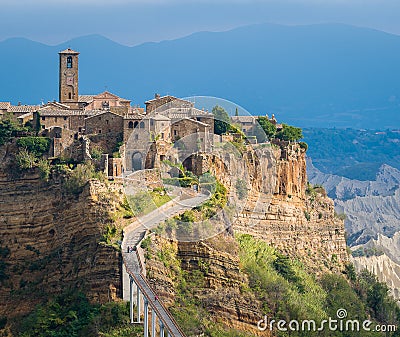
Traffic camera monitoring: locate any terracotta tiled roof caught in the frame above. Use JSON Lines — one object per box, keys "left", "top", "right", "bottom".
{"left": 17, "top": 112, "right": 33, "bottom": 119}
{"left": 39, "top": 109, "right": 98, "bottom": 117}
{"left": 0, "top": 102, "right": 11, "bottom": 110}
{"left": 180, "top": 117, "right": 209, "bottom": 127}
{"left": 8, "top": 105, "right": 39, "bottom": 113}
{"left": 42, "top": 102, "right": 71, "bottom": 109}
{"left": 165, "top": 107, "right": 212, "bottom": 119}
{"left": 231, "top": 116, "right": 256, "bottom": 123}
{"left": 78, "top": 95, "right": 95, "bottom": 103}
{"left": 145, "top": 95, "right": 177, "bottom": 104}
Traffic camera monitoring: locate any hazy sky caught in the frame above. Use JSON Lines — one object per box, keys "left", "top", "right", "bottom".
{"left": 1, "top": 0, "right": 400, "bottom": 45}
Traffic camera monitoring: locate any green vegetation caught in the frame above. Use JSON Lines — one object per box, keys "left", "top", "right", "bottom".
{"left": 156, "top": 179, "right": 227, "bottom": 236}
{"left": 257, "top": 116, "right": 277, "bottom": 140}
{"left": 303, "top": 128, "right": 400, "bottom": 180}
{"left": 237, "top": 234, "right": 400, "bottom": 337}
{"left": 256, "top": 117, "right": 303, "bottom": 143}
{"left": 276, "top": 123, "right": 303, "bottom": 142}
{"left": 0, "top": 117, "right": 32, "bottom": 146}
{"left": 127, "top": 188, "right": 171, "bottom": 217}
{"left": 15, "top": 149, "right": 37, "bottom": 169}
{"left": 16, "top": 137, "right": 50, "bottom": 156}
{"left": 14, "top": 291, "right": 143, "bottom": 337}
{"left": 352, "top": 247, "right": 384, "bottom": 258}
{"left": 63, "top": 162, "right": 105, "bottom": 195}
{"left": 90, "top": 146, "right": 103, "bottom": 160}
{"left": 212, "top": 105, "right": 231, "bottom": 135}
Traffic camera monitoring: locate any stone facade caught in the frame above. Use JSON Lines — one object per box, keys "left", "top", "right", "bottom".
{"left": 59, "top": 48, "right": 80, "bottom": 107}
{"left": 85, "top": 111, "right": 124, "bottom": 135}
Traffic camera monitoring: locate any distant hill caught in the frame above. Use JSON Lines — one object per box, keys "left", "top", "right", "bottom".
{"left": 1, "top": 23, "right": 400, "bottom": 128}
{"left": 303, "top": 128, "right": 400, "bottom": 180}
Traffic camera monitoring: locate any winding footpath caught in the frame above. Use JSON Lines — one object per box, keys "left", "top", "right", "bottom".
{"left": 121, "top": 191, "right": 209, "bottom": 337}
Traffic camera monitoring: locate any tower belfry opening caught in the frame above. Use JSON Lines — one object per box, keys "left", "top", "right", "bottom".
{"left": 59, "top": 48, "right": 80, "bottom": 107}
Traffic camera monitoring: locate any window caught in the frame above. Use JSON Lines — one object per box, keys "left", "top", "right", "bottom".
{"left": 135, "top": 134, "right": 139, "bottom": 140}
{"left": 128, "top": 121, "right": 134, "bottom": 129}
{"left": 55, "top": 117, "right": 58, "bottom": 122}
{"left": 150, "top": 119, "right": 154, "bottom": 126}
{"left": 42, "top": 125, "right": 45, "bottom": 129}
{"left": 174, "top": 130, "right": 177, "bottom": 136}
{"left": 134, "top": 121, "right": 139, "bottom": 128}
{"left": 64, "top": 117, "right": 67, "bottom": 120}
{"left": 68, "top": 92, "right": 72, "bottom": 99}
{"left": 42, "top": 116, "right": 45, "bottom": 121}
{"left": 99, "top": 130, "right": 102, "bottom": 134}
{"left": 106, "top": 120, "right": 109, "bottom": 125}
{"left": 67, "top": 56, "right": 72, "bottom": 68}
{"left": 108, "top": 129, "right": 111, "bottom": 133}
{"left": 139, "top": 121, "right": 145, "bottom": 128}
{"left": 78, "top": 127, "right": 82, "bottom": 132}
{"left": 161, "top": 133, "right": 164, "bottom": 139}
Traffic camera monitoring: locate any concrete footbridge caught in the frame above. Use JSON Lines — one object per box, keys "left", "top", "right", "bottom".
{"left": 121, "top": 191, "right": 210, "bottom": 337}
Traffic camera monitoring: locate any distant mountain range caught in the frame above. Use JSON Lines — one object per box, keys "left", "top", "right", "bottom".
{"left": 1, "top": 23, "right": 400, "bottom": 128}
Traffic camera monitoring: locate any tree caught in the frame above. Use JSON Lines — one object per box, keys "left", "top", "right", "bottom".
{"left": 275, "top": 123, "right": 303, "bottom": 142}
{"left": 235, "top": 107, "right": 239, "bottom": 116}
{"left": 212, "top": 105, "right": 230, "bottom": 135}
{"left": 257, "top": 117, "right": 276, "bottom": 140}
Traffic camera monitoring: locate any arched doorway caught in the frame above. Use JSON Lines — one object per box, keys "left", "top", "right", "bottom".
{"left": 132, "top": 152, "right": 143, "bottom": 171}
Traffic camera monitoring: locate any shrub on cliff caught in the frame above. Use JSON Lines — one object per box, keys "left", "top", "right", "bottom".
{"left": 63, "top": 162, "right": 105, "bottom": 195}
{"left": 212, "top": 105, "right": 231, "bottom": 135}
{"left": 0, "top": 117, "right": 30, "bottom": 146}
{"left": 15, "top": 149, "right": 37, "bottom": 169}
{"left": 16, "top": 137, "right": 50, "bottom": 157}
{"left": 276, "top": 123, "right": 303, "bottom": 142}
{"left": 257, "top": 116, "right": 277, "bottom": 140}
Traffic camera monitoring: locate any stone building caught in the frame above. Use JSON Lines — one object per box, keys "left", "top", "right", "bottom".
{"left": 7, "top": 49, "right": 216, "bottom": 178}
{"left": 80, "top": 91, "right": 131, "bottom": 113}
{"left": 85, "top": 110, "right": 124, "bottom": 135}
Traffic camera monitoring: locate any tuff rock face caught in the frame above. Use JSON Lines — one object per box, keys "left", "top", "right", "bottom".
{"left": 146, "top": 143, "right": 348, "bottom": 333}
{"left": 0, "top": 170, "right": 123, "bottom": 318}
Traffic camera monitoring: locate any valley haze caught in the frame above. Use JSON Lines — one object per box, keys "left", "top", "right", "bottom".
{"left": 1, "top": 23, "right": 400, "bottom": 129}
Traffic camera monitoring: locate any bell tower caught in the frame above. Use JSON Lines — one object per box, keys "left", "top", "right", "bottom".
{"left": 59, "top": 48, "right": 79, "bottom": 106}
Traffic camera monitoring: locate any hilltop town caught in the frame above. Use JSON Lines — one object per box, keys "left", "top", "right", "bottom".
{"left": 0, "top": 48, "right": 282, "bottom": 179}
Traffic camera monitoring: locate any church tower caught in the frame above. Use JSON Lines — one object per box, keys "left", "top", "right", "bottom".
{"left": 59, "top": 48, "right": 79, "bottom": 106}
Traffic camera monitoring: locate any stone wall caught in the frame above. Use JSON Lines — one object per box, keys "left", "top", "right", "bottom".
{"left": 85, "top": 111, "right": 124, "bottom": 136}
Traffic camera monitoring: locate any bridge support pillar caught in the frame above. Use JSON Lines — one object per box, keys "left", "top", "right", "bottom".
{"left": 137, "top": 284, "right": 141, "bottom": 323}
{"left": 160, "top": 322, "right": 164, "bottom": 337}
{"left": 129, "top": 276, "right": 134, "bottom": 324}
{"left": 144, "top": 298, "right": 149, "bottom": 337}
{"left": 152, "top": 311, "right": 156, "bottom": 336}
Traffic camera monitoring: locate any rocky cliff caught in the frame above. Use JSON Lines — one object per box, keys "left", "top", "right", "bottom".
{"left": 145, "top": 142, "right": 348, "bottom": 335}
{"left": 209, "top": 143, "right": 348, "bottom": 271}
{"left": 0, "top": 170, "right": 124, "bottom": 319}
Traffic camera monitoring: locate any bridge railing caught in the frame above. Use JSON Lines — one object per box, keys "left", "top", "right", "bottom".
{"left": 134, "top": 232, "right": 187, "bottom": 337}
